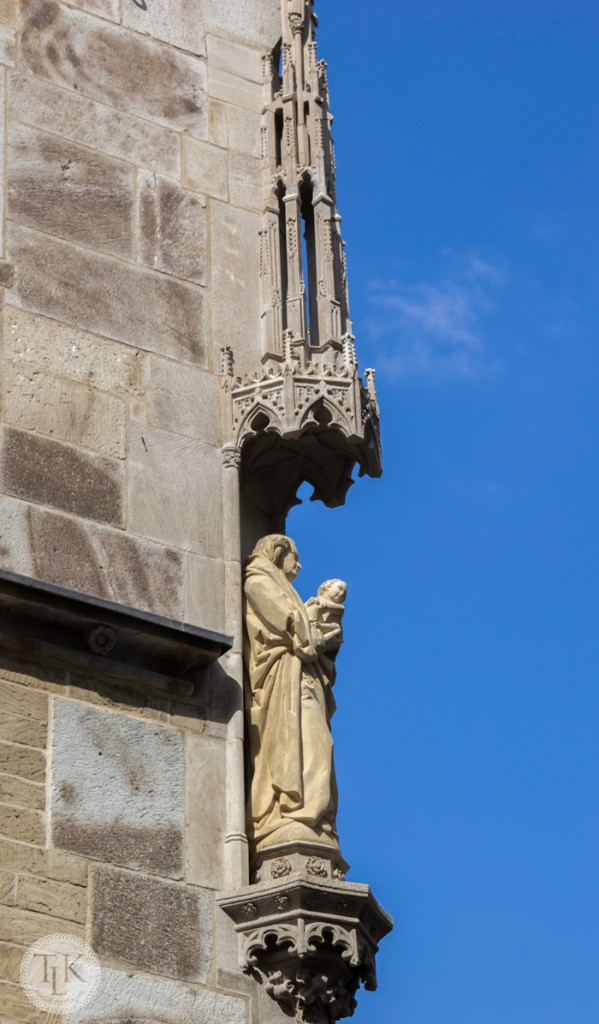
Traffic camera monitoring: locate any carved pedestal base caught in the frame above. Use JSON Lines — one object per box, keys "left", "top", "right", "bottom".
{"left": 218, "top": 844, "right": 392, "bottom": 1023}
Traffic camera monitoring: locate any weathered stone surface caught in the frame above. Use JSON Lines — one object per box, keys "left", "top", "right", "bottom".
{"left": 27, "top": 506, "right": 184, "bottom": 619}
{"left": 147, "top": 357, "right": 221, "bottom": 444}
{"left": 201, "top": 0, "right": 280, "bottom": 54}
{"left": 229, "top": 151, "right": 262, "bottom": 211}
{"left": 0, "top": 837, "right": 87, "bottom": 884}
{"left": 186, "top": 735, "right": 225, "bottom": 889}
{"left": 70, "top": 0, "right": 119, "bottom": 21}
{"left": 0, "top": 426, "right": 124, "bottom": 527}
{"left": 122, "top": 0, "right": 205, "bottom": 58}
{"left": 3, "top": 365, "right": 126, "bottom": 458}
{"left": 128, "top": 426, "right": 223, "bottom": 557}
{"left": 185, "top": 553, "right": 225, "bottom": 633}
{"left": 51, "top": 700, "right": 185, "bottom": 877}
{"left": 67, "top": 966, "right": 248, "bottom": 1024}
{"left": 209, "top": 98, "right": 228, "bottom": 147}
{"left": 208, "top": 65, "right": 263, "bottom": 113}
{"left": 0, "top": 260, "right": 14, "bottom": 287}
{"left": 0, "top": 977, "right": 56, "bottom": 1023}
{"left": 17, "top": 875, "right": 86, "bottom": 923}
{"left": 0, "top": 805, "right": 44, "bottom": 844}
{"left": 0, "top": 24, "right": 14, "bottom": 66}
{"left": 8, "top": 123, "right": 134, "bottom": 258}
{"left": 210, "top": 202, "right": 262, "bottom": 375}
{"left": 0, "top": 493, "right": 38, "bottom": 580}
{"left": 0, "top": 773, "right": 44, "bottom": 810}
{"left": 0, "top": 711, "right": 46, "bottom": 748}
{"left": 0, "top": 679, "right": 47, "bottom": 721}
{"left": 4, "top": 306, "right": 146, "bottom": 395}
{"left": 227, "top": 105, "right": 262, "bottom": 157}
{"left": 0, "top": 73, "right": 5, "bottom": 254}
{"left": 9, "top": 74, "right": 180, "bottom": 178}
{"left": 91, "top": 867, "right": 212, "bottom": 982}
{"left": 0, "top": 906, "right": 84, "bottom": 946}
{"left": 0, "top": 741, "right": 44, "bottom": 782}
{"left": 7, "top": 226, "right": 207, "bottom": 365}
{"left": 0, "top": 1, "right": 15, "bottom": 27}
{"left": 138, "top": 173, "right": 207, "bottom": 285}
{"left": 182, "top": 136, "right": 228, "bottom": 200}
{"left": 207, "top": 34, "right": 264, "bottom": 84}
{"left": 19, "top": 0, "right": 208, "bottom": 134}
{"left": 123, "top": 0, "right": 278, "bottom": 58}
{"left": 0, "top": 941, "right": 23, "bottom": 983}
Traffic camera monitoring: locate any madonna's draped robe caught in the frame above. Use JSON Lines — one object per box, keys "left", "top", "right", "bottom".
{"left": 243, "top": 554, "right": 338, "bottom": 851}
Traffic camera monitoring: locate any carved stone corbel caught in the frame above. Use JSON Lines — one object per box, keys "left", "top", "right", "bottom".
{"left": 218, "top": 845, "right": 392, "bottom": 1024}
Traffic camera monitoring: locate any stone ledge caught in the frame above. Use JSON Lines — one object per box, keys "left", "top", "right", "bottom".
{"left": 0, "top": 568, "right": 231, "bottom": 696}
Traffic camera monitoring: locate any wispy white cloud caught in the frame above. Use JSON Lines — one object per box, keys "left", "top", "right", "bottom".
{"left": 366, "top": 254, "right": 506, "bottom": 381}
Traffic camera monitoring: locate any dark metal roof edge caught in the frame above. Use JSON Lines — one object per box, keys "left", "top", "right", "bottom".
{"left": 0, "top": 567, "right": 233, "bottom": 653}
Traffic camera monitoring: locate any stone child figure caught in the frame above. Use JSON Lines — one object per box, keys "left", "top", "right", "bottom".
{"left": 306, "top": 579, "right": 347, "bottom": 706}
{"left": 243, "top": 536, "right": 346, "bottom": 854}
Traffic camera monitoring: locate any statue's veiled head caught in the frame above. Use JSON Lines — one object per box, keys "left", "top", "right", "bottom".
{"left": 250, "top": 534, "right": 302, "bottom": 582}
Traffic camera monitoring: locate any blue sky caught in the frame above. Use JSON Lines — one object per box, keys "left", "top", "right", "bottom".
{"left": 288, "top": 3, "right": 599, "bottom": 1022}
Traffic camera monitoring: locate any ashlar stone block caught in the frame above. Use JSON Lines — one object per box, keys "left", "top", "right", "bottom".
{"left": 122, "top": 0, "right": 206, "bottom": 59}
{"left": 69, "top": 0, "right": 119, "bottom": 22}
{"left": 0, "top": 773, "right": 45, "bottom": 809}
{"left": 185, "top": 552, "right": 225, "bottom": 634}
{"left": 0, "top": 836, "right": 87, "bottom": 885}
{"left": 227, "top": 105, "right": 262, "bottom": 158}
{"left": 0, "top": 805, "right": 44, "bottom": 844}
{"left": 138, "top": 172, "right": 207, "bottom": 285}
{"left": 0, "top": 710, "right": 46, "bottom": 747}
{"left": 7, "top": 225, "right": 207, "bottom": 366}
{"left": 27, "top": 506, "right": 184, "bottom": 620}
{"left": 206, "top": 34, "right": 264, "bottom": 84}
{"left": 8, "top": 123, "right": 134, "bottom": 258}
{"left": 18, "top": 0, "right": 208, "bottom": 135}
{"left": 0, "top": 493, "right": 36, "bottom": 581}
{"left": 17, "top": 875, "right": 86, "bottom": 924}
{"left": 2, "top": 365, "right": 127, "bottom": 458}
{"left": 9, "top": 74, "right": 181, "bottom": 179}
{"left": 0, "top": 2, "right": 15, "bottom": 27}
{"left": 186, "top": 734, "right": 225, "bottom": 889}
{"left": 182, "top": 136, "right": 228, "bottom": 201}
{"left": 0, "top": 906, "right": 84, "bottom": 947}
{"left": 0, "top": 23, "right": 14, "bottom": 66}
{"left": 0, "top": 679, "right": 47, "bottom": 721}
{"left": 210, "top": 201, "right": 262, "bottom": 375}
{"left": 0, "top": 426, "right": 124, "bottom": 527}
{"left": 209, "top": 98, "right": 228, "bottom": 147}
{"left": 51, "top": 700, "right": 185, "bottom": 877}
{"left": 91, "top": 867, "right": 212, "bottom": 983}
{"left": 4, "top": 306, "right": 147, "bottom": 396}
{"left": 0, "top": 741, "right": 44, "bottom": 783}
{"left": 147, "top": 356, "right": 221, "bottom": 445}
{"left": 128, "top": 425, "right": 223, "bottom": 558}
{"left": 208, "top": 65, "right": 263, "bottom": 113}
{"left": 67, "top": 966, "right": 247, "bottom": 1024}
{"left": 229, "top": 151, "right": 262, "bottom": 211}
{"left": 199, "top": 0, "right": 280, "bottom": 55}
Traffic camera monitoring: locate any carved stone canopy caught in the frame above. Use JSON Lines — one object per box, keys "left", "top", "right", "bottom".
{"left": 221, "top": 340, "right": 382, "bottom": 520}
{"left": 218, "top": 843, "right": 392, "bottom": 1023}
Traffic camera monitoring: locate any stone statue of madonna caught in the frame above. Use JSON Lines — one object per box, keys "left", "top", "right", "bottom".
{"left": 243, "top": 534, "right": 347, "bottom": 854}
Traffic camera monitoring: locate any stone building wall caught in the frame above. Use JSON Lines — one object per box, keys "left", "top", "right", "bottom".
{"left": 0, "top": 0, "right": 280, "bottom": 633}
{"left": 0, "top": 2, "right": 294, "bottom": 1022}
